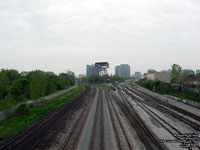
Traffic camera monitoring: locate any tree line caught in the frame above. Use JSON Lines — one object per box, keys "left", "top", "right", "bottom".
{"left": 0, "top": 69, "right": 75, "bottom": 101}
{"left": 170, "top": 64, "right": 200, "bottom": 84}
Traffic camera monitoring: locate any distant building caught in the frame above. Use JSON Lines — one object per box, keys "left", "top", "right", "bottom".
{"left": 147, "top": 69, "right": 156, "bottom": 73}
{"left": 86, "top": 65, "right": 99, "bottom": 77}
{"left": 180, "top": 69, "right": 195, "bottom": 77}
{"left": 161, "top": 70, "right": 171, "bottom": 73}
{"left": 141, "top": 73, "right": 147, "bottom": 79}
{"left": 188, "top": 76, "right": 199, "bottom": 85}
{"left": 133, "top": 72, "right": 142, "bottom": 82}
{"left": 147, "top": 72, "right": 171, "bottom": 83}
{"left": 115, "top": 66, "right": 120, "bottom": 76}
{"left": 115, "top": 64, "right": 130, "bottom": 78}
{"left": 135, "top": 72, "right": 142, "bottom": 79}
{"left": 183, "top": 76, "right": 200, "bottom": 93}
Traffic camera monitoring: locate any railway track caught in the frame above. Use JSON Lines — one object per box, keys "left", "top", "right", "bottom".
{"left": 89, "top": 88, "right": 105, "bottom": 150}
{"left": 60, "top": 87, "right": 97, "bottom": 150}
{"left": 2, "top": 84, "right": 198, "bottom": 150}
{"left": 128, "top": 86, "right": 200, "bottom": 122}
{"left": 114, "top": 87, "right": 167, "bottom": 150}
{"left": 121, "top": 87, "right": 197, "bottom": 150}
{"left": 0, "top": 86, "right": 90, "bottom": 150}
{"left": 122, "top": 86, "right": 200, "bottom": 132}
{"left": 125, "top": 87, "right": 182, "bottom": 135}
{"left": 105, "top": 89, "right": 132, "bottom": 150}
{"left": 32, "top": 87, "right": 94, "bottom": 149}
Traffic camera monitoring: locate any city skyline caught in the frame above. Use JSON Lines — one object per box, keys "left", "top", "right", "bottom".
{"left": 0, "top": 61, "right": 199, "bottom": 76}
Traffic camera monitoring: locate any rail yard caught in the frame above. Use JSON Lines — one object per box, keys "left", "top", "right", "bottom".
{"left": 0, "top": 84, "right": 200, "bottom": 150}
{"left": 1, "top": 0, "right": 200, "bottom": 149}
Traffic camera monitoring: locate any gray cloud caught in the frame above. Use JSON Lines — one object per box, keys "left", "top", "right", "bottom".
{"left": 0, "top": 0, "right": 200, "bottom": 75}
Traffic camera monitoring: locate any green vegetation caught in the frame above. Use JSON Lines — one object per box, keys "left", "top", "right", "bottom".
{"left": 97, "top": 84, "right": 116, "bottom": 91}
{"left": 81, "top": 75, "right": 124, "bottom": 91}
{"left": 15, "top": 104, "right": 30, "bottom": 116}
{"left": 138, "top": 80, "right": 200, "bottom": 102}
{"left": 0, "top": 69, "right": 75, "bottom": 111}
{"left": 182, "top": 70, "right": 190, "bottom": 85}
{"left": 170, "top": 64, "right": 182, "bottom": 84}
{"left": 0, "top": 85, "right": 84, "bottom": 143}
{"left": 129, "top": 82, "right": 139, "bottom": 88}
{"left": 81, "top": 75, "right": 125, "bottom": 85}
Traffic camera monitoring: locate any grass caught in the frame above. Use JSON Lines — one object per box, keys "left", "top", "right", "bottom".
{"left": 129, "top": 82, "right": 138, "bottom": 88}
{"left": 97, "top": 84, "right": 116, "bottom": 91}
{"left": 0, "top": 85, "right": 84, "bottom": 143}
{"left": 158, "top": 90, "right": 200, "bottom": 102}
{"left": 137, "top": 81, "right": 200, "bottom": 103}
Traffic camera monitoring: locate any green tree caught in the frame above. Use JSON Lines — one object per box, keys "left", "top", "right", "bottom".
{"left": 9, "top": 81, "right": 23, "bottom": 100}
{"left": 0, "top": 70, "right": 9, "bottom": 98}
{"left": 0, "top": 69, "right": 20, "bottom": 98}
{"left": 18, "top": 77, "right": 30, "bottom": 98}
{"left": 59, "top": 73, "right": 69, "bottom": 86}
{"left": 9, "top": 77, "right": 30, "bottom": 99}
{"left": 55, "top": 79, "right": 65, "bottom": 90}
{"left": 182, "top": 71, "right": 190, "bottom": 84}
{"left": 6, "top": 69, "right": 21, "bottom": 84}
{"left": 68, "top": 73, "right": 75, "bottom": 85}
{"left": 58, "top": 73, "right": 75, "bottom": 88}
{"left": 45, "top": 72, "right": 57, "bottom": 95}
{"left": 170, "top": 64, "right": 182, "bottom": 84}
{"left": 27, "top": 70, "right": 47, "bottom": 99}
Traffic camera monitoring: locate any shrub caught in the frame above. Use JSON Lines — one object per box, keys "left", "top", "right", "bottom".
{"left": 16, "top": 104, "right": 29, "bottom": 116}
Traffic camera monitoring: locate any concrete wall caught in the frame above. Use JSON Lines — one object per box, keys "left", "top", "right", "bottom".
{"left": 147, "top": 73, "right": 155, "bottom": 81}
{"left": 166, "top": 95, "right": 200, "bottom": 109}
{"left": 155, "top": 72, "right": 171, "bottom": 83}
{"left": 147, "top": 72, "right": 171, "bottom": 83}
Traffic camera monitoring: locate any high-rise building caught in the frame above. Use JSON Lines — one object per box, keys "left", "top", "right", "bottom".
{"left": 115, "top": 65, "right": 120, "bottom": 76}
{"left": 86, "top": 65, "right": 99, "bottom": 77}
{"left": 115, "top": 64, "right": 130, "bottom": 78}
{"left": 135, "top": 72, "right": 142, "bottom": 79}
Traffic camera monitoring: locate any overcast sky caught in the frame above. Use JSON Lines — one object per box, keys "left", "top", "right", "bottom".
{"left": 0, "top": 0, "right": 200, "bottom": 75}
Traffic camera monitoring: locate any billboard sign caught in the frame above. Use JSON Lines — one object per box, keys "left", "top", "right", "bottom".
{"left": 95, "top": 62, "right": 109, "bottom": 68}
{"left": 79, "top": 74, "right": 84, "bottom": 78}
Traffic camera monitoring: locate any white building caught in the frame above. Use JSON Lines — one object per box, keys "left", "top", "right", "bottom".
{"left": 115, "top": 64, "right": 130, "bottom": 78}
{"left": 146, "top": 72, "right": 171, "bottom": 83}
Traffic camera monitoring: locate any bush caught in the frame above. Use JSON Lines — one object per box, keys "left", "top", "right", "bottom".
{"left": 138, "top": 80, "right": 200, "bottom": 102}
{"left": 16, "top": 104, "right": 29, "bottom": 116}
